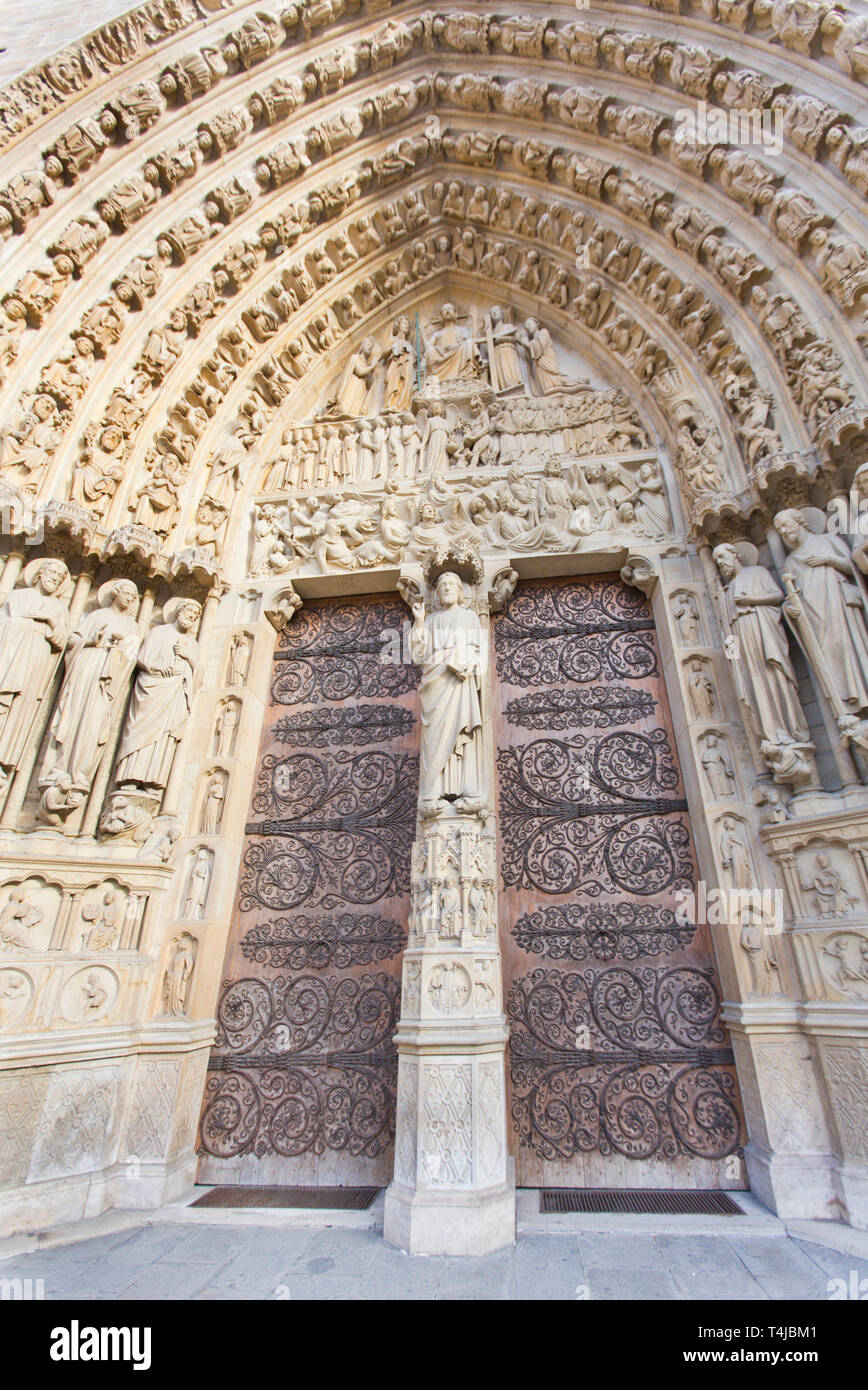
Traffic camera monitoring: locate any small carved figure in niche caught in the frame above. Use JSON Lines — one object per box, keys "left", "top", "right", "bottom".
{"left": 226, "top": 632, "right": 252, "bottom": 687}
{"left": 701, "top": 734, "right": 736, "bottom": 800}
{"left": 0, "top": 558, "right": 69, "bottom": 790}
{"left": 0, "top": 888, "right": 44, "bottom": 951}
{"left": 215, "top": 699, "right": 241, "bottom": 757}
{"left": 429, "top": 961, "right": 469, "bottom": 1013}
{"left": 200, "top": 772, "right": 227, "bottom": 835}
{"left": 411, "top": 572, "right": 486, "bottom": 815}
{"left": 80, "top": 888, "right": 121, "bottom": 950}
{"left": 183, "top": 849, "right": 212, "bottom": 920}
{"left": 673, "top": 592, "right": 701, "bottom": 645}
{"left": 162, "top": 932, "right": 198, "bottom": 1015}
{"left": 823, "top": 935, "right": 868, "bottom": 991}
{"left": 81, "top": 971, "right": 108, "bottom": 1017}
{"left": 740, "top": 916, "right": 782, "bottom": 997}
{"left": 718, "top": 816, "right": 755, "bottom": 893}
{"left": 688, "top": 661, "right": 716, "bottom": 719}
{"left": 39, "top": 579, "right": 140, "bottom": 819}
{"left": 801, "top": 854, "right": 857, "bottom": 919}
{"left": 0, "top": 970, "right": 29, "bottom": 1024}
{"left": 114, "top": 599, "right": 202, "bottom": 793}
{"left": 439, "top": 876, "right": 462, "bottom": 937}
{"left": 475, "top": 959, "right": 496, "bottom": 1009}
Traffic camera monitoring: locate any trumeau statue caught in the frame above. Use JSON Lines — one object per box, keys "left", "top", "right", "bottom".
{"left": 0, "top": 558, "right": 69, "bottom": 788}
{"left": 38, "top": 579, "right": 140, "bottom": 821}
{"left": 411, "top": 571, "right": 486, "bottom": 816}
{"left": 713, "top": 541, "right": 813, "bottom": 782}
{"left": 114, "top": 598, "right": 202, "bottom": 793}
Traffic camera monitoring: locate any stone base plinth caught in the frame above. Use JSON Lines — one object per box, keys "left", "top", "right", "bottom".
{"left": 836, "top": 1160, "right": 868, "bottom": 1231}
{"left": 744, "top": 1143, "right": 841, "bottom": 1223}
{"left": 0, "top": 1152, "right": 196, "bottom": 1238}
{"left": 383, "top": 1179, "right": 515, "bottom": 1256}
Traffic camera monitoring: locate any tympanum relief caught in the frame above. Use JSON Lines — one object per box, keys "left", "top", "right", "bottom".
{"left": 249, "top": 300, "right": 673, "bottom": 579}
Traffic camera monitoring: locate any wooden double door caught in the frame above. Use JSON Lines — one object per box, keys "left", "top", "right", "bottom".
{"left": 200, "top": 578, "right": 743, "bottom": 1192}
{"left": 492, "top": 576, "right": 744, "bottom": 1189}
{"left": 198, "top": 595, "right": 419, "bottom": 1186}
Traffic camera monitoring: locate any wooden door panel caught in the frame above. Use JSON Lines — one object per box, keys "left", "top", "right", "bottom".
{"left": 493, "top": 576, "right": 744, "bottom": 1189}
{"left": 198, "top": 596, "right": 419, "bottom": 1186}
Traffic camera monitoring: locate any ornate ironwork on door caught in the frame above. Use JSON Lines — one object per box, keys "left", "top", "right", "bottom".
{"left": 198, "top": 597, "right": 419, "bottom": 1185}
{"left": 493, "top": 577, "right": 743, "bottom": 1187}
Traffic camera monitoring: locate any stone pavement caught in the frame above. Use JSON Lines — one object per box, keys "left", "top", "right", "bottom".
{"left": 2, "top": 1192, "right": 868, "bottom": 1300}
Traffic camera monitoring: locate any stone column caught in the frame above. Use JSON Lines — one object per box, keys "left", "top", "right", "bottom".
{"left": 383, "top": 558, "right": 514, "bottom": 1256}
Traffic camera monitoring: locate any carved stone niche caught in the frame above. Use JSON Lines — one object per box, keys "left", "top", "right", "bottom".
{"left": 213, "top": 696, "right": 242, "bottom": 758}
{"left": 0, "top": 878, "right": 61, "bottom": 953}
{"left": 683, "top": 656, "right": 718, "bottom": 721}
{"left": 794, "top": 844, "right": 862, "bottom": 924}
{"left": 224, "top": 629, "right": 253, "bottom": 687}
{"left": 790, "top": 927, "right": 868, "bottom": 1003}
{"left": 669, "top": 588, "right": 704, "bottom": 646}
{"left": 59, "top": 964, "right": 118, "bottom": 1025}
{"left": 0, "top": 966, "right": 34, "bottom": 1029}
{"left": 75, "top": 879, "right": 128, "bottom": 951}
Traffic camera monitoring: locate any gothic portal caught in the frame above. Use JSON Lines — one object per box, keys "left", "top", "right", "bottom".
{"left": 0, "top": 0, "right": 867, "bottom": 1253}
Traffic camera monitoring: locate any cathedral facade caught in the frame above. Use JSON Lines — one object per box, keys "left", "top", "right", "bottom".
{"left": 0, "top": 0, "right": 867, "bottom": 1254}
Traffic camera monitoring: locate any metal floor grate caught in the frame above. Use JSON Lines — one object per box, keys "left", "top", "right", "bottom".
{"left": 539, "top": 1189, "right": 744, "bottom": 1216}
{"left": 192, "top": 1186, "right": 381, "bottom": 1211}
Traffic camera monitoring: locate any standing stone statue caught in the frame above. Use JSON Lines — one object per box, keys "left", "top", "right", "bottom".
{"left": 114, "top": 597, "right": 202, "bottom": 792}
{"left": 775, "top": 507, "right": 868, "bottom": 740}
{"left": 162, "top": 932, "right": 197, "bottom": 1015}
{"left": 39, "top": 578, "right": 140, "bottom": 819}
{"left": 410, "top": 571, "right": 486, "bottom": 815}
{"left": 713, "top": 541, "right": 812, "bottom": 776}
{"left": 183, "top": 848, "right": 211, "bottom": 919}
{"left": 423, "top": 303, "right": 478, "bottom": 381}
{"left": 0, "top": 557, "right": 69, "bottom": 788}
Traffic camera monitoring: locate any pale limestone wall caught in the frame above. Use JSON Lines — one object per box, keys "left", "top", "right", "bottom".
{"left": 0, "top": 0, "right": 866, "bottom": 1248}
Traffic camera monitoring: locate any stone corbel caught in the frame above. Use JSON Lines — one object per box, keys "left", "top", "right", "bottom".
{"left": 264, "top": 582, "right": 303, "bottom": 631}
{"left": 396, "top": 569, "right": 424, "bottom": 613}
{"left": 620, "top": 552, "right": 658, "bottom": 596}
{"left": 487, "top": 566, "right": 519, "bottom": 612}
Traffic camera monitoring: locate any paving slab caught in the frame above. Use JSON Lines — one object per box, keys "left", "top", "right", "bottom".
{"left": 3, "top": 1210, "right": 866, "bottom": 1300}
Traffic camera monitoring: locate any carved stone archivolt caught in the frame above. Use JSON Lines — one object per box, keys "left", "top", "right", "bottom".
{"left": 1, "top": 0, "right": 868, "bottom": 1244}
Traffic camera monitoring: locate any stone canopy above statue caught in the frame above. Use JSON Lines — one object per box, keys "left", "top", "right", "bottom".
{"left": 326, "top": 300, "right": 594, "bottom": 419}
